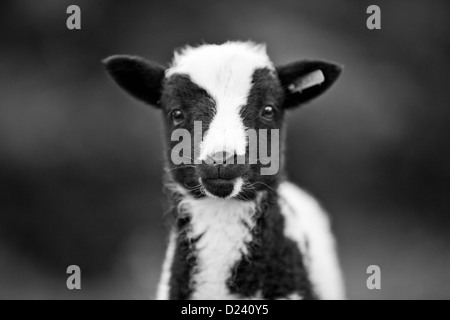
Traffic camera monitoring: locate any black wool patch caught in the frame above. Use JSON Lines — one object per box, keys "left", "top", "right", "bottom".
{"left": 161, "top": 74, "right": 216, "bottom": 198}
{"left": 168, "top": 216, "right": 198, "bottom": 300}
{"left": 227, "top": 193, "right": 316, "bottom": 300}
{"left": 238, "top": 68, "right": 286, "bottom": 200}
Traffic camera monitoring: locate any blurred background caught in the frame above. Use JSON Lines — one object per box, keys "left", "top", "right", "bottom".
{"left": 0, "top": 0, "right": 449, "bottom": 299}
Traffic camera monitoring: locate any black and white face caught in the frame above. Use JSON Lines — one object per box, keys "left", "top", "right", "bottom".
{"left": 104, "top": 42, "right": 342, "bottom": 200}
{"left": 161, "top": 68, "right": 284, "bottom": 200}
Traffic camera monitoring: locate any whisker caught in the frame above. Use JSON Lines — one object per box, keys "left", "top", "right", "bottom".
{"left": 247, "top": 181, "right": 276, "bottom": 193}
{"left": 184, "top": 182, "right": 202, "bottom": 190}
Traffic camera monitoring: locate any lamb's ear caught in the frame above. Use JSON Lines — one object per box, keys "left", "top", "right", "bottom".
{"left": 103, "top": 55, "right": 165, "bottom": 107}
{"left": 276, "top": 60, "right": 342, "bottom": 109}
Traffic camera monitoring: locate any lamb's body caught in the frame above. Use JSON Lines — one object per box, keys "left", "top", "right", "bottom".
{"left": 104, "top": 41, "right": 345, "bottom": 300}
{"left": 156, "top": 181, "right": 344, "bottom": 300}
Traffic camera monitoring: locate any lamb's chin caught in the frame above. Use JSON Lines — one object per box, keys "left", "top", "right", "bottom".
{"left": 200, "top": 177, "right": 243, "bottom": 199}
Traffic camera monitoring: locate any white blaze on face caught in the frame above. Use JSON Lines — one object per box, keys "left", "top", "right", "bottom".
{"left": 166, "top": 42, "right": 275, "bottom": 160}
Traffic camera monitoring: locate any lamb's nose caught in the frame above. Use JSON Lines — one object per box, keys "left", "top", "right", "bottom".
{"left": 198, "top": 151, "right": 249, "bottom": 180}
{"left": 207, "top": 151, "right": 235, "bottom": 165}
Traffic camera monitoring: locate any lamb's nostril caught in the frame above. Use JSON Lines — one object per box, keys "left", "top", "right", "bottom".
{"left": 208, "top": 151, "right": 235, "bottom": 165}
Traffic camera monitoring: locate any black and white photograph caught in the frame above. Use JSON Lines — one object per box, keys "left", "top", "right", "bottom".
{"left": 0, "top": 0, "right": 449, "bottom": 302}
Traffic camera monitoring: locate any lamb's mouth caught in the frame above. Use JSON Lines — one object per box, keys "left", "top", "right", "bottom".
{"left": 200, "top": 177, "right": 244, "bottom": 199}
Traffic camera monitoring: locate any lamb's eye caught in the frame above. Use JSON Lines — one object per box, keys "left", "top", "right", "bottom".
{"left": 170, "top": 109, "right": 185, "bottom": 125}
{"left": 261, "top": 105, "right": 275, "bottom": 120}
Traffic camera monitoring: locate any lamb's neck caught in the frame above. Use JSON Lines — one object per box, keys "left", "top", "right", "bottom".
{"left": 178, "top": 195, "right": 261, "bottom": 300}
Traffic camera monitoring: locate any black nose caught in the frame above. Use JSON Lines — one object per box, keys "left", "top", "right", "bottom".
{"left": 198, "top": 152, "right": 249, "bottom": 180}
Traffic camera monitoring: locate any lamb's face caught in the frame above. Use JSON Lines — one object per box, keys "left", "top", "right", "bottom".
{"left": 104, "top": 41, "right": 342, "bottom": 200}
{"left": 160, "top": 44, "right": 284, "bottom": 199}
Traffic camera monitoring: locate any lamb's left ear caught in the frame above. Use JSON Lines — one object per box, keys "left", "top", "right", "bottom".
{"left": 276, "top": 60, "right": 343, "bottom": 109}
{"left": 103, "top": 55, "right": 165, "bottom": 107}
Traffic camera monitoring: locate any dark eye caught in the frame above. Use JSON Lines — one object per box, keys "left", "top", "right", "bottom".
{"left": 261, "top": 105, "right": 275, "bottom": 120}
{"left": 170, "top": 109, "right": 185, "bottom": 125}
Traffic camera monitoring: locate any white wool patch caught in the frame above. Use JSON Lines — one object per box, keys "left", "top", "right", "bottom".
{"left": 278, "top": 181, "right": 345, "bottom": 300}
{"left": 178, "top": 193, "right": 258, "bottom": 300}
{"left": 228, "top": 177, "right": 244, "bottom": 199}
{"left": 279, "top": 293, "right": 304, "bottom": 300}
{"left": 166, "top": 42, "right": 274, "bottom": 160}
{"left": 249, "top": 291, "right": 304, "bottom": 300}
{"left": 156, "top": 230, "right": 177, "bottom": 300}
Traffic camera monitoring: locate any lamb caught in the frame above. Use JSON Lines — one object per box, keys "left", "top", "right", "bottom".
{"left": 103, "top": 41, "right": 345, "bottom": 300}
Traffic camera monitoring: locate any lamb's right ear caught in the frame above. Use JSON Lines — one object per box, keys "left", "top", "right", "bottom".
{"left": 103, "top": 55, "right": 165, "bottom": 107}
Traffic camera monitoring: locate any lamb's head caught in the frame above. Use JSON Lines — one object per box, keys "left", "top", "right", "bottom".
{"left": 104, "top": 41, "right": 342, "bottom": 200}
